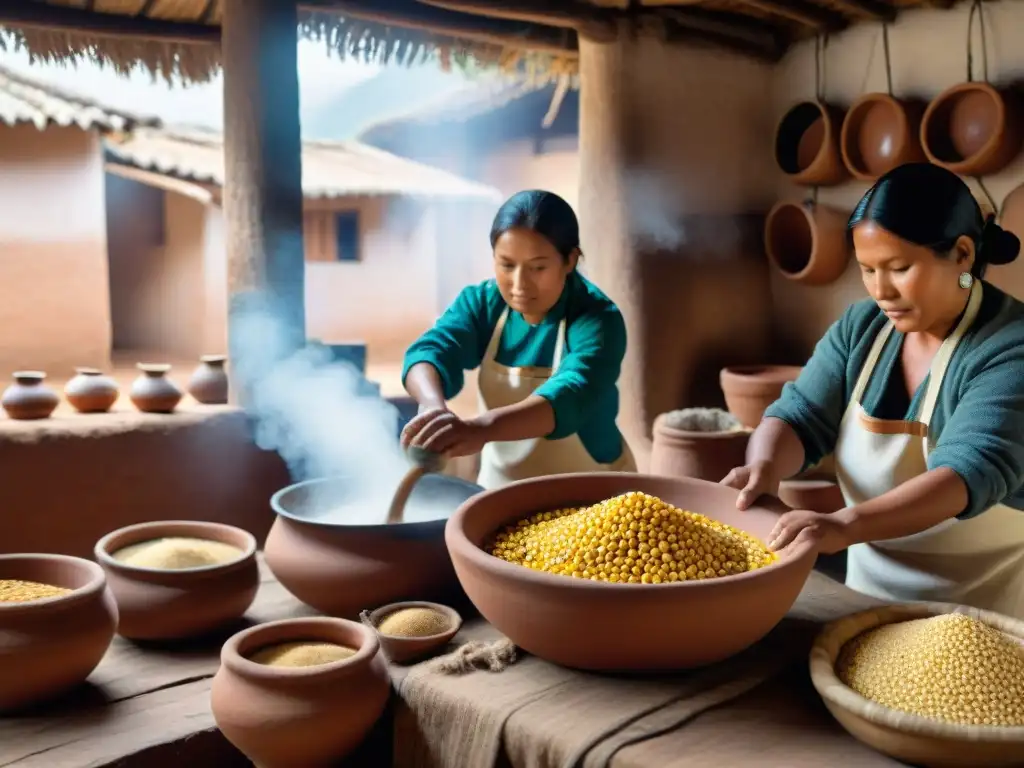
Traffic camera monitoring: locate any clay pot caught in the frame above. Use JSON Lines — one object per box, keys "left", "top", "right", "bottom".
{"left": 0, "top": 554, "right": 118, "bottom": 711}
{"left": 445, "top": 473, "right": 816, "bottom": 671}
{"left": 774, "top": 100, "right": 849, "bottom": 187}
{"left": 649, "top": 409, "right": 750, "bottom": 483}
{"left": 94, "top": 520, "right": 259, "bottom": 640}
{"left": 187, "top": 355, "right": 229, "bottom": 405}
{"left": 720, "top": 365, "right": 803, "bottom": 429}
{"left": 921, "top": 82, "right": 1023, "bottom": 177}
{"left": 778, "top": 478, "right": 844, "bottom": 514}
{"left": 265, "top": 474, "right": 483, "bottom": 618}
{"left": 64, "top": 367, "right": 119, "bottom": 413}
{"left": 764, "top": 200, "right": 850, "bottom": 286}
{"left": 840, "top": 94, "right": 927, "bottom": 181}
{"left": 363, "top": 600, "right": 462, "bottom": 663}
{"left": 211, "top": 617, "right": 390, "bottom": 768}
{"left": 1, "top": 371, "right": 60, "bottom": 420}
{"left": 129, "top": 363, "right": 182, "bottom": 413}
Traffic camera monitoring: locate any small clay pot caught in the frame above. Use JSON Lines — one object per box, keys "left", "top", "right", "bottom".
{"left": 720, "top": 365, "right": 803, "bottom": 429}
{"left": 840, "top": 94, "right": 927, "bottom": 181}
{"left": 187, "top": 354, "right": 229, "bottom": 405}
{"left": 778, "top": 478, "right": 844, "bottom": 514}
{"left": 129, "top": 363, "right": 182, "bottom": 414}
{"left": 211, "top": 617, "right": 391, "bottom": 768}
{"left": 64, "top": 367, "right": 120, "bottom": 413}
{"left": 649, "top": 409, "right": 750, "bottom": 483}
{"left": 363, "top": 600, "right": 462, "bottom": 663}
{"left": 774, "top": 100, "right": 849, "bottom": 187}
{"left": 94, "top": 520, "right": 259, "bottom": 640}
{"left": 1, "top": 371, "right": 60, "bottom": 420}
{"left": 921, "top": 82, "right": 1024, "bottom": 177}
{"left": 0, "top": 554, "right": 118, "bottom": 711}
{"left": 764, "top": 200, "right": 850, "bottom": 286}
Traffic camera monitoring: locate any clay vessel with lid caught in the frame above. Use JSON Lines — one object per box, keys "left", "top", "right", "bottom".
{"left": 94, "top": 520, "right": 259, "bottom": 640}
{"left": 764, "top": 200, "right": 850, "bottom": 286}
{"left": 921, "top": 82, "right": 1023, "bottom": 177}
{"left": 129, "top": 363, "right": 182, "bottom": 413}
{"left": 1, "top": 371, "right": 60, "bottom": 420}
{"left": 445, "top": 472, "right": 816, "bottom": 671}
{"left": 649, "top": 409, "right": 750, "bottom": 482}
{"left": 840, "top": 94, "right": 927, "bottom": 181}
{"left": 720, "top": 365, "right": 803, "bottom": 429}
{"left": 774, "top": 100, "right": 849, "bottom": 187}
{"left": 211, "top": 616, "right": 390, "bottom": 767}
{"left": 187, "top": 354, "right": 229, "bottom": 405}
{"left": 0, "top": 554, "right": 118, "bottom": 711}
{"left": 64, "top": 367, "right": 119, "bottom": 413}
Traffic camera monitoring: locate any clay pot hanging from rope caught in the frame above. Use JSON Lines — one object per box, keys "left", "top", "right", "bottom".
{"left": 764, "top": 200, "right": 850, "bottom": 286}
{"left": 775, "top": 100, "right": 849, "bottom": 187}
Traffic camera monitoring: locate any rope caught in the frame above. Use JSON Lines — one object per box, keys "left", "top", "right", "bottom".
{"left": 966, "top": 0, "right": 990, "bottom": 83}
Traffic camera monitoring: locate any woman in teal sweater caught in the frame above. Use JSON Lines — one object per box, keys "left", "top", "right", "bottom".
{"left": 400, "top": 190, "right": 636, "bottom": 489}
{"left": 723, "top": 163, "right": 1024, "bottom": 617}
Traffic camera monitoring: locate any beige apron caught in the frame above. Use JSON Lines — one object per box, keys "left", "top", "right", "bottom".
{"left": 836, "top": 281, "right": 1024, "bottom": 618}
{"left": 476, "top": 307, "right": 636, "bottom": 490}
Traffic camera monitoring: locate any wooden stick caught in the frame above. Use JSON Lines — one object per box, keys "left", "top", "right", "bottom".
{"left": 731, "top": 0, "right": 845, "bottom": 29}
{"left": 415, "top": 0, "right": 618, "bottom": 42}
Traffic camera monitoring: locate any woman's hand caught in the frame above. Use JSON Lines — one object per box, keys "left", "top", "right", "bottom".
{"left": 720, "top": 460, "right": 782, "bottom": 510}
{"left": 400, "top": 408, "right": 489, "bottom": 458}
{"left": 768, "top": 508, "right": 853, "bottom": 555}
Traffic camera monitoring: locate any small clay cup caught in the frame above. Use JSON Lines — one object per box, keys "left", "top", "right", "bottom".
{"left": 129, "top": 363, "right": 182, "bottom": 414}
{"left": 0, "top": 554, "right": 118, "bottom": 711}
{"left": 363, "top": 600, "right": 462, "bottom": 663}
{"left": 649, "top": 410, "right": 750, "bottom": 483}
{"left": 764, "top": 200, "right": 851, "bottom": 286}
{"left": 840, "top": 94, "right": 927, "bottom": 181}
{"left": 720, "top": 365, "right": 803, "bottom": 429}
{"left": 1, "top": 371, "right": 60, "bottom": 420}
{"left": 64, "top": 367, "right": 120, "bottom": 413}
{"left": 187, "top": 354, "right": 229, "bottom": 405}
{"left": 211, "top": 617, "right": 391, "bottom": 768}
{"left": 94, "top": 520, "right": 259, "bottom": 640}
{"left": 774, "top": 100, "right": 849, "bottom": 187}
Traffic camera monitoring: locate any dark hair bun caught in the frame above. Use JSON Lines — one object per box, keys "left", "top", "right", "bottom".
{"left": 981, "top": 215, "right": 1020, "bottom": 266}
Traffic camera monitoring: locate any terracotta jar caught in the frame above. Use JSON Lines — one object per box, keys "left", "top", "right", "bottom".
{"left": 187, "top": 355, "right": 229, "bottom": 405}
{"left": 764, "top": 200, "right": 850, "bottom": 286}
{"left": 211, "top": 617, "right": 390, "bottom": 767}
{"left": 64, "top": 367, "right": 120, "bottom": 414}
{"left": 649, "top": 409, "right": 749, "bottom": 483}
{"left": 129, "top": 363, "right": 182, "bottom": 414}
{"left": 840, "top": 94, "right": 927, "bottom": 181}
{"left": 94, "top": 520, "right": 259, "bottom": 641}
{"left": 774, "top": 100, "right": 849, "bottom": 187}
{"left": 720, "top": 365, "right": 803, "bottom": 429}
{"left": 0, "top": 554, "right": 118, "bottom": 711}
{"left": 1, "top": 371, "right": 60, "bottom": 420}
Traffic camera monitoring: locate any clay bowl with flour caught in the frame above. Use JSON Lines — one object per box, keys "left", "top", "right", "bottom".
{"left": 446, "top": 473, "right": 817, "bottom": 672}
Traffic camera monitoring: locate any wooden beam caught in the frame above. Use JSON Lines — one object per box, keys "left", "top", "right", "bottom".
{"left": 0, "top": 0, "right": 219, "bottom": 43}
{"left": 730, "top": 0, "right": 845, "bottom": 29}
{"left": 821, "top": 0, "right": 896, "bottom": 21}
{"left": 649, "top": 12, "right": 784, "bottom": 61}
{"left": 661, "top": 7, "right": 788, "bottom": 50}
{"left": 415, "top": 0, "right": 618, "bottom": 42}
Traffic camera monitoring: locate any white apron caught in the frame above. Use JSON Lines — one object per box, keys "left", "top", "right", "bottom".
{"left": 836, "top": 281, "right": 1024, "bottom": 618}
{"left": 476, "top": 307, "right": 637, "bottom": 490}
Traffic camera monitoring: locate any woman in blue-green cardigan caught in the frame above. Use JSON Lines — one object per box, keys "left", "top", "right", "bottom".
{"left": 399, "top": 190, "right": 636, "bottom": 489}
{"left": 723, "top": 163, "right": 1024, "bottom": 618}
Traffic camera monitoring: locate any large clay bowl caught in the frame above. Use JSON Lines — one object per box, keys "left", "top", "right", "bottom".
{"left": 764, "top": 200, "right": 851, "bottom": 286}
{"left": 211, "top": 617, "right": 390, "bottom": 768}
{"left": 921, "top": 82, "right": 1023, "bottom": 177}
{"left": 265, "top": 474, "right": 483, "bottom": 618}
{"left": 810, "top": 603, "right": 1024, "bottom": 767}
{"left": 95, "top": 520, "right": 259, "bottom": 640}
{"left": 0, "top": 554, "right": 118, "bottom": 711}
{"left": 720, "top": 364, "right": 803, "bottom": 429}
{"left": 445, "top": 473, "right": 817, "bottom": 671}
{"left": 841, "top": 93, "right": 927, "bottom": 181}
{"left": 774, "top": 100, "right": 849, "bottom": 187}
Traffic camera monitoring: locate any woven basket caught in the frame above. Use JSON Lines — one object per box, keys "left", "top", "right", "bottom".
{"left": 809, "top": 603, "right": 1024, "bottom": 767}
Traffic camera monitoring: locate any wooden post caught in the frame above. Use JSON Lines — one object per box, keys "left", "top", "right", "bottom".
{"left": 221, "top": 0, "right": 306, "bottom": 373}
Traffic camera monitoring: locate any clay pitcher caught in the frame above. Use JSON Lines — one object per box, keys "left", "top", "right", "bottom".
{"left": 187, "top": 354, "right": 229, "bottom": 405}
{"left": 720, "top": 365, "right": 803, "bottom": 429}
{"left": 764, "top": 200, "right": 850, "bottom": 286}
{"left": 129, "top": 363, "right": 182, "bottom": 414}
{"left": 64, "top": 367, "right": 120, "bottom": 414}
{"left": 1, "top": 371, "right": 60, "bottom": 420}
{"left": 649, "top": 409, "right": 750, "bottom": 483}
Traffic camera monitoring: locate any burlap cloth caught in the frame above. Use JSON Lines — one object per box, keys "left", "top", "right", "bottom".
{"left": 391, "top": 571, "right": 888, "bottom": 768}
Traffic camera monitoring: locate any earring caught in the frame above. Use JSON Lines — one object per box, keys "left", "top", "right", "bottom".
{"left": 958, "top": 272, "right": 974, "bottom": 290}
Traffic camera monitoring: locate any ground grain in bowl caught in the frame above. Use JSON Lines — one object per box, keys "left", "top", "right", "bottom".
{"left": 111, "top": 536, "right": 245, "bottom": 570}
{"left": 378, "top": 607, "right": 450, "bottom": 637}
{"left": 0, "top": 579, "right": 72, "bottom": 603}
{"left": 249, "top": 641, "right": 357, "bottom": 667}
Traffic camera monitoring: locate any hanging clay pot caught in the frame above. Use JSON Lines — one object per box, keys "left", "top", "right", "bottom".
{"left": 64, "top": 367, "right": 120, "bottom": 414}
{"left": 129, "top": 363, "right": 182, "bottom": 414}
{"left": 211, "top": 617, "right": 390, "bottom": 768}
{"left": 774, "top": 100, "right": 849, "bottom": 187}
{"left": 720, "top": 365, "right": 803, "bottom": 429}
{"left": 920, "top": 82, "right": 1023, "bottom": 176}
{"left": 187, "top": 354, "right": 229, "bottom": 405}
{"left": 649, "top": 409, "right": 750, "bottom": 483}
{"left": 1, "top": 371, "right": 60, "bottom": 420}
{"left": 764, "top": 200, "right": 850, "bottom": 286}
{"left": 840, "top": 94, "right": 927, "bottom": 181}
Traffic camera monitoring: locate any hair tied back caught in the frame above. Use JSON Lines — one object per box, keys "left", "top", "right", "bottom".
{"left": 982, "top": 214, "right": 1021, "bottom": 266}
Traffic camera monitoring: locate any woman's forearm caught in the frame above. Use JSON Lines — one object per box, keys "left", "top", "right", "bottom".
{"left": 471, "top": 395, "right": 556, "bottom": 443}
{"left": 404, "top": 363, "right": 447, "bottom": 410}
{"left": 747, "top": 417, "right": 807, "bottom": 482}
